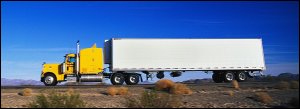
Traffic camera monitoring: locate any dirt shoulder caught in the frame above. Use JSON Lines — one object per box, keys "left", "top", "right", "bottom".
{"left": 1, "top": 82, "right": 299, "bottom": 108}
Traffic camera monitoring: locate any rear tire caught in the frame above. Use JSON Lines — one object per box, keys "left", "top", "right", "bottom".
{"left": 223, "top": 71, "right": 235, "bottom": 82}
{"left": 111, "top": 73, "right": 125, "bottom": 85}
{"left": 43, "top": 74, "right": 57, "bottom": 86}
{"left": 212, "top": 73, "right": 223, "bottom": 83}
{"left": 235, "top": 71, "right": 247, "bottom": 82}
{"left": 125, "top": 73, "right": 140, "bottom": 85}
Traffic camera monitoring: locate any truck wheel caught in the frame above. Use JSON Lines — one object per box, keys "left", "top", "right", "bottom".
{"left": 111, "top": 73, "right": 125, "bottom": 85}
{"left": 156, "top": 71, "right": 164, "bottom": 79}
{"left": 223, "top": 71, "right": 235, "bottom": 82}
{"left": 235, "top": 71, "right": 247, "bottom": 82}
{"left": 212, "top": 73, "right": 223, "bottom": 83}
{"left": 125, "top": 74, "right": 140, "bottom": 85}
{"left": 43, "top": 74, "right": 57, "bottom": 86}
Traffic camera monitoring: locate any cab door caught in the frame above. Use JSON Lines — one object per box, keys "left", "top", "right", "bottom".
{"left": 65, "top": 56, "right": 75, "bottom": 74}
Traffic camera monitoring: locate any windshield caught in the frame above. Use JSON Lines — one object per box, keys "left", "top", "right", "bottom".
{"left": 69, "top": 57, "right": 76, "bottom": 63}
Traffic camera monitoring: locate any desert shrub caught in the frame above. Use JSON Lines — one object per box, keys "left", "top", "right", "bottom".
{"left": 288, "top": 97, "right": 299, "bottom": 108}
{"left": 255, "top": 92, "right": 273, "bottom": 104}
{"left": 66, "top": 88, "right": 74, "bottom": 95}
{"left": 107, "top": 86, "right": 118, "bottom": 96}
{"left": 125, "top": 90, "right": 182, "bottom": 108}
{"left": 276, "top": 81, "right": 290, "bottom": 90}
{"left": 28, "top": 91, "right": 86, "bottom": 108}
{"left": 19, "top": 88, "right": 32, "bottom": 96}
{"left": 290, "top": 81, "right": 299, "bottom": 89}
{"left": 231, "top": 80, "right": 240, "bottom": 89}
{"left": 170, "top": 83, "right": 192, "bottom": 95}
{"left": 117, "top": 87, "right": 129, "bottom": 95}
{"left": 155, "top": 79, "right": 175, "bottom": 91}
{"left": 227, "top": 90, "right": 234, "bottom": 96}
{"left": 106, "top": 86, "right": 129, "bottom": 96}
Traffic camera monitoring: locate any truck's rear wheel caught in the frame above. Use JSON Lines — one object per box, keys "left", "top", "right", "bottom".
{"left": 212, "top": 73, "right": 223, "bottom": 83}
{"left": 125, "top": 74, "right": 140, "bottom": 85}
{"left": 235, "top": 71, "right": 247, "bottom": 82}
{"left": 43, "top": 74, "right": 57, "bottom": 86}
{"left": 111, "top": 73, "right": 125, "bottom": 85}
{"left": 223, "top": 71, "right": 235, "bottom": 82}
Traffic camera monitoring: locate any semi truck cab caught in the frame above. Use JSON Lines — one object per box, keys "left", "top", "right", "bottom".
{"left": 41, "top": 41, "right": 142, "bottom": 86}
{"left": 41, "top": 42, "right": 106, "bottom": 86}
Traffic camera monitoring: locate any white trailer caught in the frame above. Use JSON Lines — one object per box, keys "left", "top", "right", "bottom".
{"left": 104, "top": 38, "right": 266, "bottom": 84}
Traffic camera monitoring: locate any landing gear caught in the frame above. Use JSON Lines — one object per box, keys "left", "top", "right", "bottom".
{"left": 156, "top": 71, "right": 164, "bottom": 79}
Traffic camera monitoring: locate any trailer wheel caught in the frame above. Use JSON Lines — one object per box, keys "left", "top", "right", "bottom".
{"left": 212, "top": 73, "right": 223, "bottom": 83}
{"left": 125, "top": 74, "right": 140, "bottom": 85}
{"left": 111, "top": 73, "right": 125, "bottom": 85}
{"left": 235, "top": 71, "right": 247, "bottom": 82}
{"left": 43, "top": 74, "right": 58, "bottom": 86}
{"left": 223, "top": 71, "right": 235, "bottom": 82}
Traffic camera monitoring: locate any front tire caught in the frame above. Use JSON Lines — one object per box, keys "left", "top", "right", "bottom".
{"left": 43, "top": 74, "right": 57, "bottom": 86}
{"left": 111, "top": 73, "right": 125, "bottom": 85}
{"left": 125, "top": 74, "right": 140, "bottom": 85}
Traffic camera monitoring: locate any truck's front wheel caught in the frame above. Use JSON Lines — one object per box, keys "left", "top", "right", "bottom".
{"left": 125, "top": 74, "right": 140, "bottom": 85}
{"left": 43, "top": 74, "right": 57, "bottom": 86}
{"left": 111, "top": 73, "right": 125, "bottom": 85}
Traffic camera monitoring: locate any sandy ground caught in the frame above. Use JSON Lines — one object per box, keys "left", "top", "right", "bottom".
{"left": 1, "top": 82, "right": 299, "bottom": 108}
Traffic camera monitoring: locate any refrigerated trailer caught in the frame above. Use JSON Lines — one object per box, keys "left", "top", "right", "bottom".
{"left": 41, "top": 38, "right": 266, "bottom": 86}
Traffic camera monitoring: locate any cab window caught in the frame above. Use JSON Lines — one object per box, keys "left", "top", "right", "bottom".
{"left": 69, "top": 57, "right": 76, "bottom": 63}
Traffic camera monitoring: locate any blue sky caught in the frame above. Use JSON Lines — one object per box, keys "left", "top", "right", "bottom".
{"left": 1, "top": 1, "right": 299, "bottom": 83}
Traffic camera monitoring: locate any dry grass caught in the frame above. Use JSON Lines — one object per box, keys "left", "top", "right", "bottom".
{"left": 290, "top": 81, "right": 299, "bottom": 89}
{"left": 276, "top": 81, "right": 290, "bottom": 90}
{"left": 255, "top": 92, "right": 273, "bottom": 104}
{"left": 170, "top": 83, "right": 192, "bottom": 95}
{"left": 28, "top": 90, "right": 86, "bottom": 108}
{"left": 231, "top": 80, "right": 240, "bottom": 90}
{"left": 106, "top": 86, "right": 129, "bottom": 96}
{"left": 227, "top": 90, "right": 234, "bottom": 96}
{"left": 66, "top": 88, "right": 74, "bottom": 95}
{"left": 155, "top": 79, "right": 175, "bottom": 91}
{"left": 107, "top": 87, "right": 118, "bottom": 96}
{"left": 288, "top": 97, "right": 299, "bottom": 108}
{"left": 19, "top": 88, "right": 32, "bottom": 96}
{"left": 117, "top": 87, "right": 129, "bottom": 95}
{"left": 125, "top": 90, "right": 182, "bottom": 108}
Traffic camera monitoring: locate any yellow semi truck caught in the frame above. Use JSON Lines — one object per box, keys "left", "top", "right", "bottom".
{"left": 41, "top": 38, "right": 265, "bottom": 86}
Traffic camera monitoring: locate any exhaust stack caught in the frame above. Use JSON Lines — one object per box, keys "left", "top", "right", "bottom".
{"left": 76, "top": 40, "right": 80, "bottom": 77}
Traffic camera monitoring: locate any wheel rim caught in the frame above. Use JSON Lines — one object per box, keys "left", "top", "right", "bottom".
{"left": 129, "top": 76, "right": 137, "bottom": 83}
{"left": 45, "top": 76, "right": 54, "bottom": 84}
{"left": 114, "top": 76, "right": 121, "bottom": 83}
{"left": 225, "top": 73, "right": 234, "bottom": 81}
{"left": 239, "top": 72, "right": 246, "bottom": 81}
